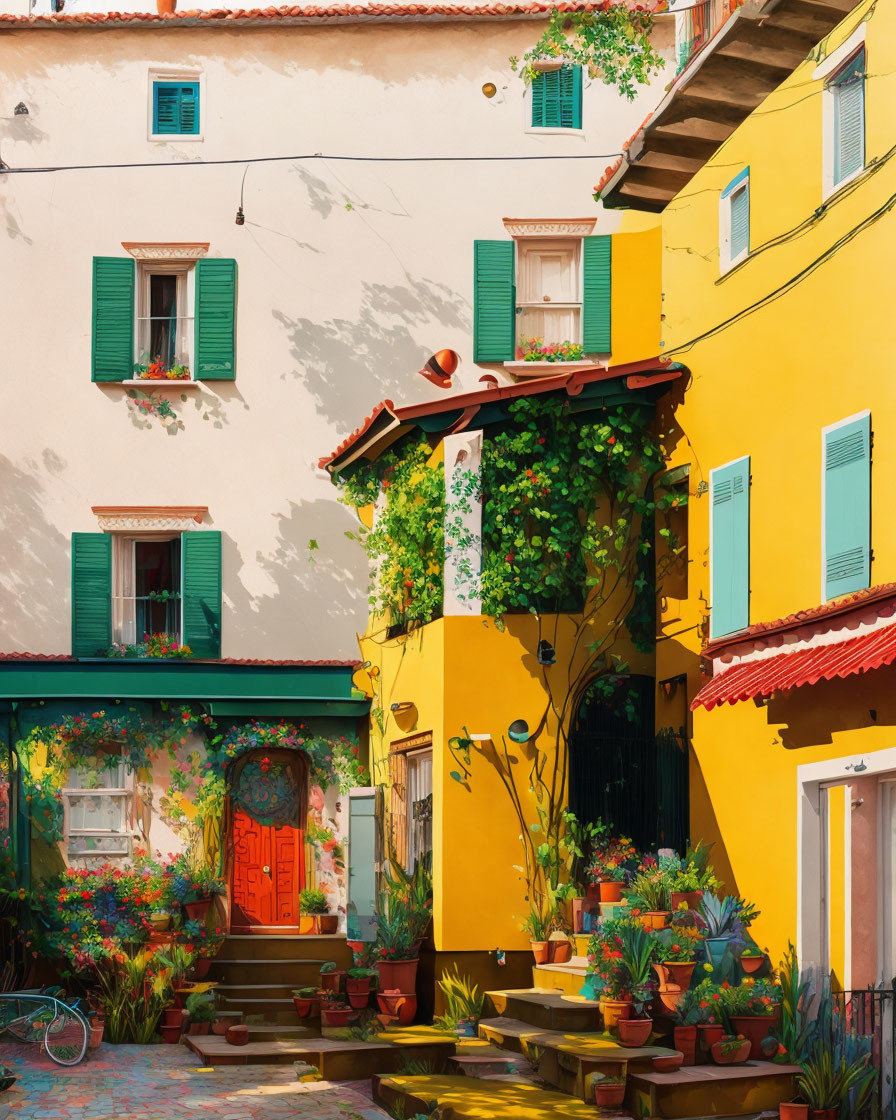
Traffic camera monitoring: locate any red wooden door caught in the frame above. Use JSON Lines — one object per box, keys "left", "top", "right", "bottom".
{"left": 230, "top": 752, "right": 304, "bottom": 930}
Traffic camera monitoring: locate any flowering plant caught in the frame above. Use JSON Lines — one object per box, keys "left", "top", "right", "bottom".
{"left": 177, "top": 919, "right": 225, "bottom": 958}
{"left": 134, "top": 357, "right": 191, "bottom": 381}
{"left": 675, "top": 979, "right": 726, "bottom": 1025}
{"left": 168, "top": 852, "right": 226, "bottom": 904}
{"left": 651, "top": 927, "right": 701, "bottom": 963}
{"left": 104, "top": 633, "right": 193, "bottom": 659}
{"left": 517, "top": 337, "right": 585, "bottom": 363}
{"left": 586, "top": 917, "right": 640, "bottom": 1001}
{"left": 724, "top": 977, "right": 781, "bottom": 1016}
{"left": 587, "top": 832, "right": 638, "bottom": 884}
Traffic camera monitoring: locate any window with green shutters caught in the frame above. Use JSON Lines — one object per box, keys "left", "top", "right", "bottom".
{"left": 823, "top": 412, "right": 871, "bottom": 601}
{"left": 91, "top": 255, "right": 236, "bottom": 382}
{"left": 709, "top": 456, "right": 750, "bottom": 638}
{"left": 830, "top": 49, "right": 865, "bottom": 189}
{"left": 71, "top": 533, "right": 112, "bottom": 657}
{"left": 152, "top": 81, "right": 200, "bottom": 137}
{"left": 720, "top": 168, "right": 750, "bottom": 272}
{"left": 474, "top": 241, "right": 515, "bottom": 362}
{"left": 530, "top": 66, "right": 582, "bottom": 130}
{"left": 182, "top": 531, "right": 223, "bottom": 659}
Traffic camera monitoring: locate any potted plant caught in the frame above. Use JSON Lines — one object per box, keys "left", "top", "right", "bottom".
{"left": 587, "top": 832, "right": 638, "bottom": 903}
{"left": 292, "top": 986, "right": 321, "bottom": 1019}
{"left": 377, "top": 988, "right": 417, "bottom": 1026}
{"left": 795, "top": 1048, "right": 873, "bottom": 1120}
{"left": 299, "top": 887, "right": 337, "bottom": 934}
{"left": 346, "top": 967, "right": 378, "bottom": 1010}
{"left": 185, "top": 992, "right": 216, "bottom": 1036}
{"left": 615, "top": 924, "right": 655, "bottom": 1047}
{"left": 739, "top": 945, "right": 766, "bottom": 974}
{"left": 593, "top": 1075, "right": 627, "bottom": 1108}
{"left": 87, "top": 1010, "right": 104, "bottom": 1049}
{"left": 319, "top": 989, "right": 352, "bottom": 1028}
{"left": 170, "top": 857, "right": 225, "bottom": 923}
{"left": 586, "top": 921, "right": 634, "bottom": 1028}
{"left": 711, "top": 1034, "right": 752, "bottom": 1065}
{"left": 652, "top": 927, "right": 701, "bottom": 994}
{"left": 624, "top": 866, "right": 673, "bottom": 930}
{"left": 726, "top": 979, "right": 781, "bottom": 1060}
{"left": 522, "top": 903, "right": 553, "bottom": 964}
{"left": 672, "top": 983, "right": 723, "bottom": 1066}
{"left": 375, "top": 903, "right": 420, "bottom": 993}
{"left": 149, "top": 910, "right": 172, "bottom": 935}
{"left": 435, "top": 966, "right": 484, "bottom": 1038}
{"left": 319, "top": 961, "right": 345, "bottom": 994}
{"left": 778, "top": 1103, "right": 810, "bottom": 1120}
{"left": 697, "top": 893, "right": 739, "bottom": 967}
{"left": 669, "top": 842, "right": 721, "bottom": 912}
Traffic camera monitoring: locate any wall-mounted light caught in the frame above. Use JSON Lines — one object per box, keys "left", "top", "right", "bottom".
{"left": 481, "top": 82, "right": 497, "bottom": 99}
{"left": 390, "top": 702, "right": 415, "bottom": 715}
{"left": 14, "top": 103, "right": 28, "bottom": 116}
{"left": 234, "top": 206, "right": 245, "bottom": 226}
{"left": 508, "top": 719, "right": 530, "bottom": 743}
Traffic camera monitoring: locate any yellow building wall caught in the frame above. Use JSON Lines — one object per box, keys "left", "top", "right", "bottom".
{"left": 657, "top": 0, "right": 896, "bottom": 963}
{"left": 611, "top": 226, "right": 662, "bottom": 364}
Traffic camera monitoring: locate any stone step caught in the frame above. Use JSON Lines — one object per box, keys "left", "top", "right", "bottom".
{"left": 216, "top": 994, "right": 302, "bottom": 1024}
{"left": 627, "top": 1060, "right": 801, "bottom": 1119}
{"left": 536, "top": 1031, "right": 679, "bottom": 1102}
{"left": 185, "top": 1024, "right": 457, "bottom": 1078}
{"left": 374, "top": 1074, "right": 601, "bottom": 1119}
{"left": 215, "top": 982, "right": 310, "bottom": 1001}
{"left": 245, "top": 1022, "right": 314, "bottom": 1042}
{"left": 485, "top": 988, "right": 603, "bottom": 1032}
{"left": 216, "top": 934, "right": 352, "bottom": 965}
{"left": 446, "top": 1052, "right": 535, "bottom": 1080}
{"left": 210, "top": 958, "right": 343, "bottom": 985}
{"left": 531, "top": 962, "right": 589, "bottom": 997}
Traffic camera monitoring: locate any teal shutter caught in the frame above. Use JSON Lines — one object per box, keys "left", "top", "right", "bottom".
{"left": 833, "top": 50, "right": 864, "bottom": 186}
{"left": 824, "top": 414, "right": 871, "bottom": 599}
{"left": 710, "top": 457, "right": 750, "bottom": 638}
{"left": 582, "top": 235, "right": 612, "bottom": 354}
{"left": 71, "top": 533, "right": 112, "bottom": 657}
{"left": 473, "top": 241, "right": 515, "bottom": 362}
{"left": 194, "top": 259, "right": 237, "bottom": 380}
{"left": 182, "top": 531, "right": 222, "bottom": 658}
{"left": 153, "top": 82, "right": 200, "bottom": 136}
{"left": 531, "top": 66, "right": 582, "bottom": 129}
{"left": 347, "top": 790, "right": 378, "bottom": 942}
{"left": 729, "top": 183, "right": 749, "bottom": 260}
{"left": 92, "top": 257, "right": 135, "bottom": 382}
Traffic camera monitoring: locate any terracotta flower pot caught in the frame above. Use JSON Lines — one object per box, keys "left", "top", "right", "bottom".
{"left": 225, "top": 1024, "right": 249, "bottom": 1046}
{"left": 188, "top": 1022, "right": 210, "bottom": 1036}
{"left": 697, "top": 1023, "right": 725, "bottom": 1055}
{"left": 670, "top": 890, "right": 703, "bottom": 912}
{"left": 299, "top": 915, "right": 316, "bottom": 935}
{"left": 617, "top": 1017, "right": 653, "bottom": 1047}
{"left": 548, "top": 938, "right": 572, "bottom": 964}
{"left": 594, "top": 1082, "right": 626, "bottom": 1108}
{"left": 88, "top": 1022, "right": 104, "bottom": 1049}
{"left": 600, "top": 998, "right": 633, "bottom": 1030}
{"left": 190, "top": 957, "right": 212, "bottom": 980}
{"left": 156, "top": 0, "right": 176, "bottom": 13}
{"left": 319, "top": 970, "right": 345, "bottom": 993}
{"left": 673, "top": 1025, "right": 697, "bottom": 1066}
{"left": 377, "top": 990, "right": 417, "bottom": 1025}
{"left": 321, "top": 1006, "right": 352, "bottom": 1027}
{"left": 729, "top": 1014, "right": 779, "bottom": 1060}
{"left": 599, "top": 880, "right": 623, "bottom": 903}
{"left": 293, "top": 997, "right": 320, "bottom": 1019}
{"left": 740, "top": 954, "right": 765, "bottom": 974}
{"left": 162, "top": 1008, "right": 185, "bottom": 1028}
{"left": 184, "top": 898, "right": 213, "bottom": 923}
{"left": 317, "top": 914, "right": 338, "bottom": 935}
{"left": 652, "top": 1052, "right": 684, "bottom": 1072}
{"left": 160, "top": 1024, "right": 182, "bottom": 1044}
{"left": 663, "top": 961, "right": 696, "bottom": 989}
{"left": 641, "top": 911, "right": 672, "bottom": 930}
{"left": 779, "top": 1104, "right": 810, "bottom": 1120}
{"left": 711, "top": 1037, "right": 751, "bottom": 1065}
{"left": 211, "top": 1019, "right": 230, "bottom": 1035}
{"left": 531, "top": 941, "right": 549, "bottom": 964}
{"left": 809, "top": 1110, "right": 836, "bottom": 1120}
{"left": 377, "top": 959, "right": 418, "bottom": 993}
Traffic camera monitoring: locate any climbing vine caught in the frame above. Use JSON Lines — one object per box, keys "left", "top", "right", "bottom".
{"left": 335, "top": 434, "right": 445, "bottom": 628}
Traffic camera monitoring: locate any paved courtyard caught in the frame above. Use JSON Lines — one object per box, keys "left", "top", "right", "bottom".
{"left": 0, "top": 1043, "right": 391, "bottom": 1120}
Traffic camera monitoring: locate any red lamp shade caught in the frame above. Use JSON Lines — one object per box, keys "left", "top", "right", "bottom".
{"left": 419, "top": 349, "right": 460, "bottom": 389}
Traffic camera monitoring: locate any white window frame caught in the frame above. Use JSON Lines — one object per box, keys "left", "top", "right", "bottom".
{"left": 815, "top": 25, "right": 867, "bottom": 201}
{"left": 819, "top": 409, "right": 870, "bottom": 603}
{"left": 719, "top": 168, "right": 750, "bottom": 274}
{"left": 135, "top": 260, "right": 196, "bottom": 380}
{"left": 516, "top": 237, "right": 584, "bottom": 347}
{"left": 405, "top": 747, "right": 433, "bottom": 872}
{"left": 112, "top": 531, "right": 184, "bottom": 647}
{"left": 147, "top": 68, "right": 205, "bottom": 143}
{"left": 63, "top": 746, "right": 134, "bottom": 860}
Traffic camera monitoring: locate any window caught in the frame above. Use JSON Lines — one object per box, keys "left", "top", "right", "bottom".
{"left": 720, "top": 168, "right": 750, "bottom": 272}
{"left": 517, "top": 238, "right": 581, "bottom": 347}
{"left": 151, "top": 80, "right": 200, "bottom": 138}
{"left": 136, "top": 262, "right": 195, "bottom": 379}
{"left": 406, "top": 748, "right": 433, "bottom": 870}
{"left": 530, "top": 66, "right": 582, "bottom": 130}
{"left": 829, "top": 49, "right": 865, "bottom": 191}
{"left": 822, "top": 412, "right": 871, "bottom": 601}
{"left": 112, "top": 535, "right": 182, "bottom": 646}
{"left": 64, "top": 746, "right": 132, "bottom": 860}
{"left": 709, "top": 456, "right": 750, "bottom": 638}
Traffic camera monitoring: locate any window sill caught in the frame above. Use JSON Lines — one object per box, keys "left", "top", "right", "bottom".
{"left": 524, "top": 127, "right": 585, "bottom": 138}
{"left": 503, "top": 359, "right": 607, "bottom": 378}
{"left": 116, "top": 379, "right": 202, "bottom": 388}
{"left": 148, "top": 134, "right": 204, "bottom": 143}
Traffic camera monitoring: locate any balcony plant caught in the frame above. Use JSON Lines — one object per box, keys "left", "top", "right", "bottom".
{"left": 104, "top": 633, "right": 193, "bottom": 660}
{"left": 134, "top": 357, "right": 191, "bottom": 381}
{"left": 516, "top": 337, "right": 585, "bottom": 363}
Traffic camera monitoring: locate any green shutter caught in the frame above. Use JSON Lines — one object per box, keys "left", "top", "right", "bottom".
{"left": 71, "top": 533, "right": 112, "bottom": 657}
{"left": 347, "top": 790, "right": 378, "bottom": 942}
{"left": 473, "top": 241, "right": 515, "bottom": 363}
{"left": 92, "top": 256, "right": 135, "bottom": 383}
{"left": 153, "top": 82, "right": 200, "bottom": 136}
{"left": 531, "top": 66, "right": 582, "bottom": 129}
{"left": 582, "top": 235, "right": 612, "bottom": 354}
{"left": 710, "top": 457, "right": 750, "bottom": 638}
{"left": 729, "top": 183, "right": 750, "bottom": 260}
{"left": 833, "top": 49, "right": 864, "bottom": 187}
{"left": 182, "top": 531, "right": 222, "bottom": 659}
{"left": 824, "top": 414, "right": 871, "bottom": 600}
{"left": 194, "top": 259, "right": 237, "bottom": 380}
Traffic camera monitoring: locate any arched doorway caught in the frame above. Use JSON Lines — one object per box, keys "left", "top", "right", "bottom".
{"left": 228, "top": 749, "right": 307, "bottom": 932}
{"left": 568, "top": 675, "right": 688, "bottom": 853}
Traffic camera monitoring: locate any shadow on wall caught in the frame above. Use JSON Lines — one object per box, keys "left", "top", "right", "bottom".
{"left": 769, "top": 664, "right": 896, "bottom": 751}
{"left": 224, "top": 496, "right": 370, "bottom": 659}
{"left": 273, "top": 274, "right": 470, "bottom": 424}
{"left": 0, "top": 454, "right": 71, "bottom": 652}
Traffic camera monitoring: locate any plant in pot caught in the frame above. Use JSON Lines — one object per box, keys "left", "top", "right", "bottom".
{"left": 711, "top": 1033, "right": 751, "bottom": 1065}
{"left": 586, "top": 918, "right": 636, "bottom": 1029}
{"left": 522, "top": 901, "right": 554, "bottom": 964}
{"left": 697, "top": 893, "right": 739, "bottom": 968}
{"left": 669, "top": 842, "right": 721, "bottom": 912}
{"left": 170, "top": 855, "right": 225, "bottom": 923}
{"left": 299, "top": 887, "right": 337, "bottom": 935}
{"left": 796, "top": 1047, "right": 876, "bottom": 1120}
{"left": 651, "top": 926, "right": 701, "bottom": 1010}
{"left": 345, "top": 967, "right": 378, "bottom": 1010}
{"left": 374, "top": 900, "right": 420, "bottom": 994}
{"left": 739, "top": 945, "right": 766, "bottom": 974}
{"left": 319, "top": 961, "right": 346, "bottom": 994}
{"left": 593, "top": 1074, "right": 627, "bottom": 1108}
{"left": 725, "top": 978, "right": 782, "bottom": 1059}
{"left": 292, "top": 985, "right": 321, "bottom": 1019}
{"left": 185, "top": 991, "right": 216, "bottom": 1036}
{"left": 692, "top": 978, "right": 727, "bottom": 1054}
{"left": 672, "top": 982, "right": 723, "bottom": 1065}
{"left": 319, "top": 988, "right": 352, "bottom": 1028}
{"left": 624, "top": 865, "right": 674, "bottom": 930}
{"left": 435, "top": 966, "right": 485, "bottom": 1038}
{"left": 615, "top": 923, "right": 656, "bottom": 1047}
{"left": 587, "top": 831, "right": 638, "bottom": 904}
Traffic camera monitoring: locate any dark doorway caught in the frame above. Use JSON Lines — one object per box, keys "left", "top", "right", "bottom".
{"left": 568, "top": 674, "right": 688, "bottom": 852}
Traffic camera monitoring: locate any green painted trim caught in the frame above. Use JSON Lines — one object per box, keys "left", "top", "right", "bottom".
{"left": 206, "top": 700, "right": 368, "bottom": 718}
{"left": 0, "top": 660, "right": 365, "bottom": 705}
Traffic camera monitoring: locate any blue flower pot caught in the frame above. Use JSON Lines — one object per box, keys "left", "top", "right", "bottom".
{"left": 703, "top": 936, "right": 730, "bottom": 967}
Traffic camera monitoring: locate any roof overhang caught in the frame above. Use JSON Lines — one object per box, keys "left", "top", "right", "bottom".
{"left": 602, "top": 0, "right": 865, "bottom": 212}
{"left": 320, "top": 357, "right": 687, "bottom": 473}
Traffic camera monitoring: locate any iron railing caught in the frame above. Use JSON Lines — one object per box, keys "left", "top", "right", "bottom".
{"left": 832, "top": 985, "right": 896, "bottom": 1120}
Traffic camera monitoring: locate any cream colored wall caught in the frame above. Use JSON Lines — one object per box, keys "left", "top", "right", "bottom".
{"left": 0, "top": 20, "right": 673, "bottom": 661}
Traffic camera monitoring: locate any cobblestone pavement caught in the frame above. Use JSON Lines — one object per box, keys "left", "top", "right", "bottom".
{"left": 0, "top": 1043, "right": 391, "bottom": 1120}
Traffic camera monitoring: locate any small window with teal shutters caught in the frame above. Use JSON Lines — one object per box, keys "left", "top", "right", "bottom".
{"left": 530, "top": 65, "right": 582, "bottom": 130}
{"left": 828, "top": 48, "right": 865, "bottom": 193}
{"left": 720, "top": 168, "right": 749, "bottom": 273}
{"left": 150, "top": 78, "right": 200, "bottom": 139}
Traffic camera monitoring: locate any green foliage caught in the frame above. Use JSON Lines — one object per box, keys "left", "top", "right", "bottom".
{"left": 624, "top": 866, "right": 673, "bottom": 913}
{"left": 435, "top": 966, "right": 485, "bottom": 1031}
{"left": 796, "top": 1047, "right": 875, "bottom": 1111}
{"left": 299, "top": 887, "right": 329, "bottom": 915}
{"left": 185, "top": 992, "right": 217, "bottom": 1023}
{"left": 616, "top": 922, "right": 655, "bottom": 1014}
{"left": 381, "top": 853, "right": 433, "bottom": 943}
{"left": 511, "top": 5, "right": 665, "bottom": 102}
{"left": 335, "top": 434, "right": 445, "bottom": 626}
{"left": 698, "top": 893, "right": 740, "bottom": 938}
{"left": 521, "top": 901, "right": 553, "bottom": 942}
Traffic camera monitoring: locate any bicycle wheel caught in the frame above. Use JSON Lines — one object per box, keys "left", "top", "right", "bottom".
{"left": 44, "top": 1008, "right": 88, "bottom": 1066}
{"left": 5, "top": 1002, "right": 50, "bottom": 1043}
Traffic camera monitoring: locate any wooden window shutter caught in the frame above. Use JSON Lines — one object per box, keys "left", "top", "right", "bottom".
{"left": 194, "top": 259, "right": 237, "bottom": 380}
{"left": 91, "top": 256, "right": 135, "bottom": 383}
{"left": 729, "top": 184, "right": 749, "bottom": 260}
{"left": 473, "top": 241, "right": 515, "bottom": 363}
{"left": 71, "top": 533, "right": 112, "bottom": 657}
{"left": 531, "top": 66, "right": 581, "bottom": 129}
{"left": 824, "top": 414, "right": 871, "bottom": 600}
{"left": 389, "top": 751, "right": 408, "bottom": 867}
{"left": 182, "top": 531, "right": 222, "bottom": 658}
{"left": 582, "top": 235, "right": 612, "bottom": 354}
{"left": 709, "top": 457, "right": 750, "bottom": 638}
{"left": 153, "top": 82, "right": 200, "bottom": 135}
{"left": 833, "top": 50, "right": 865, "bottom": 186}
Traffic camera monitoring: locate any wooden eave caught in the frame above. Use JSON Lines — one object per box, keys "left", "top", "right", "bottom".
{"left": 602, "top": 0, "right": 864, "bottom": 213}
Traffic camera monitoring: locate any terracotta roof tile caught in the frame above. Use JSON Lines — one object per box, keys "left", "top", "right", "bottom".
{"left": 0, "top": 1, "right": 661, "bottom": 29}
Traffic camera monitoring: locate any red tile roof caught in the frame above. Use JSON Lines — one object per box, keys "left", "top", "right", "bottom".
{"left": 0, "top": 1, "right": 659, "bottom": 28}
{"left": 0, "top": 652, "right": 359, "bottom": 667}
{"left": 692, "top": 620, "right": 896, "bottom": 711}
